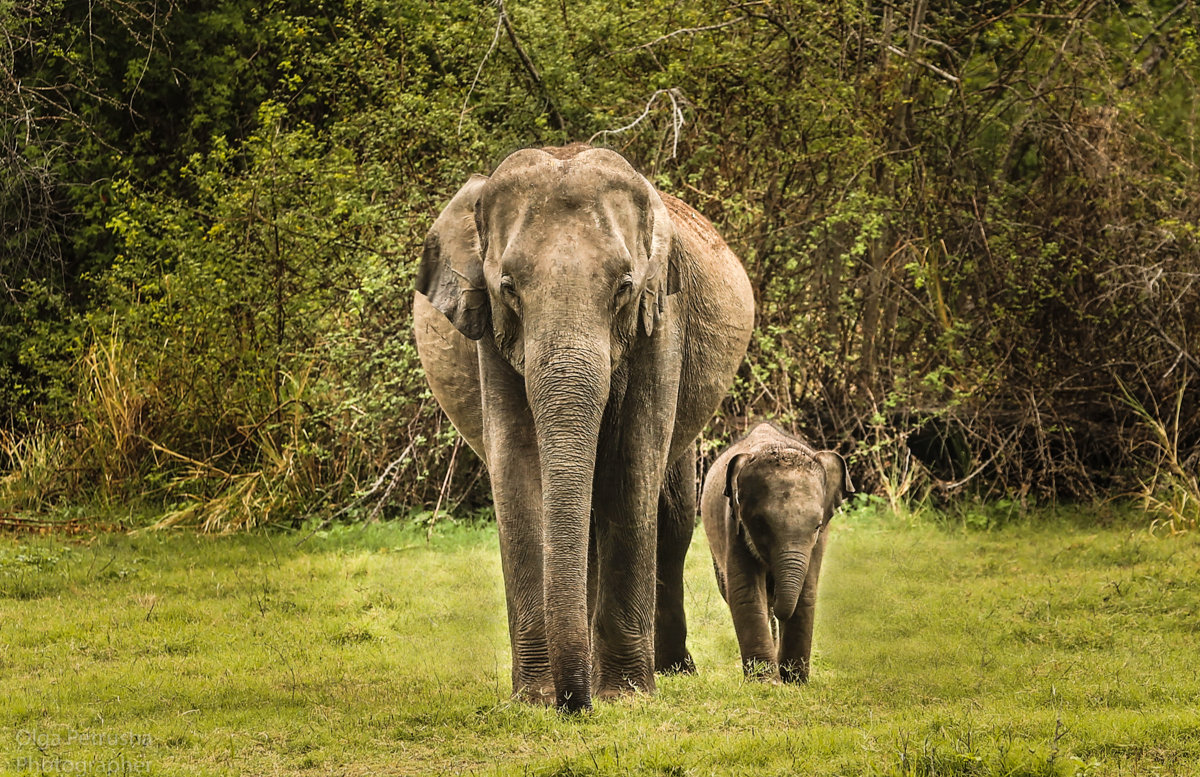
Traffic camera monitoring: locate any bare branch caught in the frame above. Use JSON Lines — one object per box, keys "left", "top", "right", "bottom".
{"left": 913, "top": 32, "right": 959, "bottom": 61}
{"left": 625, "top": 16, "right": 748, "bottom": 51}
{"left": 458, "top": 0, "right": 505, "bottom": 135}
{"left": 498, "top": 0, "right": 565, "bottom": 131}
{"left": 426, "top": 435, "right": 463, "bottom": 538}
{"left": 588, "top": 88, "right": 687, "bottom": 158}
{"left": 1131, "top": 0, "right": 1189, "bottom": 60}
{"left": 1120, "top": 1, "right": 1190, "bottom": 89}
{"left": 456, "top": 0, "right": 565, "bottom": 133}
{"left": 295, "top": 444, "right": 414, "bottom": 545}
{"left": 870, "top": 39, "right": 961, "bottom": 84}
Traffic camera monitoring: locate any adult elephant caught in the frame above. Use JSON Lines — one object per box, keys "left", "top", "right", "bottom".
{"left": 413, "top": 145, "right": 754, "bottom": 711}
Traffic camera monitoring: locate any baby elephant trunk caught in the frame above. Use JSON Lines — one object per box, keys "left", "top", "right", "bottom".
{"left": 772, "top": 549, "right": 809, "bottom": 621}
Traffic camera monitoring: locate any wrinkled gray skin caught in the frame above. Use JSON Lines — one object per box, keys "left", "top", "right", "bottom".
{"left": 413, "top": 145, "right": 754, "bottom": 711}
{"left": 701, "top": 422, "right": 854, "bottom": 683}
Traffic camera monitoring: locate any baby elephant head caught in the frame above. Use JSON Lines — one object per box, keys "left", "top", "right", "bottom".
{"left": 724, "top": 446, "right": 854, "bottom": 620}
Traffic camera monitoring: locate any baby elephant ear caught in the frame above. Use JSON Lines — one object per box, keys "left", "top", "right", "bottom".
{"left": 415, "top": 175, "right": 491, "bottom": 341}
{"left": 816, "top": 450, "right": 855, "bottom": 514}
{"left": 723, "top": 453, "right": 750, "bottom": 507}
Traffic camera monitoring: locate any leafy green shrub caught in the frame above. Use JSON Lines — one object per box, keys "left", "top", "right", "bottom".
{"left": 2, "top": 1, "right": 1198, "bottom": 527}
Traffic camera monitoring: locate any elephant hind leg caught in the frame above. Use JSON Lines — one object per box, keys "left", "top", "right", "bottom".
{"left": 654, "top": 450, "right": 697, "bottom": 674}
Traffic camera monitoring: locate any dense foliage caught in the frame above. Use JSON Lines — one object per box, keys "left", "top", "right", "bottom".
{"left": 2, "top": 1, "right": 1197, "bottom": 529}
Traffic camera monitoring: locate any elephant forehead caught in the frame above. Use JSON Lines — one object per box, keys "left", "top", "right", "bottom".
{"left": 491, "top": 196, "right": 642, "bottom": 275}
{"left": 741, "top": 483, "right": 826, "bottom": 531}
{"left": 491, "top": 145, "right": 640, "bottom": 177}
{"left": 499, "top": 223, "right": 632, "bottom": 281}
{"left": 743, "top": 441, "right": 820, "bottom": 468}
{"left": 520, "top": 191, "right": 638, "bottom": 242}
{"left": 740, "top": 457, "right": 824, "bottom": 502}
{"left": 485, "top": 150, "right": 646, "bottom": 210}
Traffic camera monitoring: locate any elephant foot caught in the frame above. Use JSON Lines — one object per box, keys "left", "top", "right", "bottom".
{"left": 749, "top": 673, "right": 783, "bottom": 687}
{"left": 593, "top": 639, "right": 656, "bottom": 700}
{"left": 780, "top": 662, "right": 810, "bottom": 684}
{"left": 742, "top": 659, "right": 782, "bottom": 685}
{"left": 593, "top": 670, "right": 656, "bottom": 702}
{"left": 594, "top": 682, "right": 647, "bottom": 703}
{"left": 655, "top": 650, "right": 696, "bottom": 675}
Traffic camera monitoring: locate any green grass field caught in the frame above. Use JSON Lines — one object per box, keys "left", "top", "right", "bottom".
{"left": 2, "top": 508, "right": 1198, "bottom": 776}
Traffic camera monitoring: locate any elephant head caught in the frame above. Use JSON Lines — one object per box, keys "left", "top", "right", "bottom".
{"left": 724, "top": 446, "right": 854, "bottom": 620}
{"left": 418, "top": 147, "right": 680, "bottom": 360}
{"left": 415, "top": 146, "right": 681, "bottom": 709}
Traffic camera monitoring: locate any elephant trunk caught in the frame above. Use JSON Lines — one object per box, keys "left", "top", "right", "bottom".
{"left": 526, "top": 340, "right": 610, "bottom": 712}
{"left": 771, "top": 549, "right": 809, "bottom": 621}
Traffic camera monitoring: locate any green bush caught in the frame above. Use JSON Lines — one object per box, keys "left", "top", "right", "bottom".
{"left": 2, "top": 1, "right": 1198, "bottom": 527}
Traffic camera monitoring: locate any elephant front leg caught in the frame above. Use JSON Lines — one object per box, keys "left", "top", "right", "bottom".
{"left": 590, "top": 466, "right": 659, "bottom": 699}
{"left": 495, "top": 483, "right": 554, "bottom": 703}
{"left": 654, "top": 450, "right": 697, "bottom": 674}
{"left": 778, "top": 532, "right": 828, "bottom": 683}
{"left": 777, "top": 607, "right": 815, "bottom": 684}
{"left": 480, "top": 347, "right": 554, "bottom": 703}
{"left": 726, "top": 541, "right": 779, "bottom": 682}
{"left": 590, "top": 333, "right": 681, "bottom": 698}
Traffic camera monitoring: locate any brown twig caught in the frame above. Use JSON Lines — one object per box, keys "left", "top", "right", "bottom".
{"left": 294, "top": 443, "right": 414, "bottom": 545}
{"left": 426, "top": 436, "right": 463, "bottom": 539}
{"left": 625, "top": 16, "right": 749, "bottom": 51}
{"left": 498, "top": 0, "right": 565, "bottom": 131}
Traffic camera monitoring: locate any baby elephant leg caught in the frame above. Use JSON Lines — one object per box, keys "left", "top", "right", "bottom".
{"left": 777, "top": 532, "right": 828, "bottom": 683}
{"left": 725, "top": 544, "right": 779, "bottom": 682}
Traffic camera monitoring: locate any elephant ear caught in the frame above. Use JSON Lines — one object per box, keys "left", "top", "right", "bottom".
{"left": 415, "top": 174, "right": 491, "bottom": 341}
{"left": 723, "top": 453, "right": 751, "bottom": 509}
{"left": 815, "top": 450, "right": 855, "bottom": 520}
{"left": 638, "top": 178, "right": 683, "bottom": 337}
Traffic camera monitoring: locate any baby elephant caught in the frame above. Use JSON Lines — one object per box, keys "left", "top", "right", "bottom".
{"left": 701, "top": 422, "right": 854, "bottom": 683}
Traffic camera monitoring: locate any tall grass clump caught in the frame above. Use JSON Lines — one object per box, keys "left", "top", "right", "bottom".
{"left": 1121, "top": 375, "right": 1200, "bottom": 534}
{"left": 0, "top": 427, "right": 70, "bottom": 511}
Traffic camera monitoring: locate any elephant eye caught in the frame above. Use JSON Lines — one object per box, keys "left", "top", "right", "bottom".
{"left": 615, "top": 274, "right": 634, "bottom": 302}
{"left": 499, "top": 275, "right": 520, "bottom": 309}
